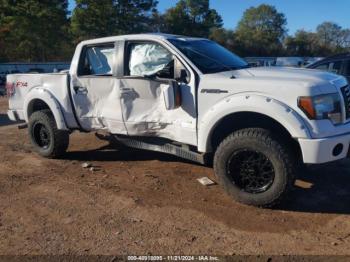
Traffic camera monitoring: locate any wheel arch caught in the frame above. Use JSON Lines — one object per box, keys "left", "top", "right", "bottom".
{"left": 24, "top": 88, "right": 68, "bottom": 130}
{"left": 198, "top": 95, "right": 310, "bottom": 154}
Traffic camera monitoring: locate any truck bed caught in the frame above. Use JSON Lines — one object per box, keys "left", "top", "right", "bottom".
{"left": 7, "top": 72, "right": 75, "bottom": 125}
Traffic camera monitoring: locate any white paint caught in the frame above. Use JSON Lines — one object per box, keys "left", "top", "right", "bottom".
{"left": 299, "top": 134, "right": 350, "bottom": 163}
{"left": 6, "top": 33, "right": 350, "bottom": 165}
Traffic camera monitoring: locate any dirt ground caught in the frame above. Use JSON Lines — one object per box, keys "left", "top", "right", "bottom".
{"left": 0, "top": 96, "right": 350, "bottom": 256}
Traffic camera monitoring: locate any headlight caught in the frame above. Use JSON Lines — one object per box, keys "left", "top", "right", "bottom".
{"left": 298, "top": 93, "right": 342, "bottom": 125}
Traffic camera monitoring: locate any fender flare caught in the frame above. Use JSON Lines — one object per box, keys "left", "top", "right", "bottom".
{"left": 24, "top": 87, "right": 68, "bottom": 130}
{"left": 197, "top": 94, "right": 311, "bottom": 152}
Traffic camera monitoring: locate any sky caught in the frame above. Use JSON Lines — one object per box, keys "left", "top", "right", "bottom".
{"left": 68, "top": 0, "right": 350, "bottom": 35}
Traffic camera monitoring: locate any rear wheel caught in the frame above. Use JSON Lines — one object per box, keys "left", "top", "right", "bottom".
{"left": 213, "top": 128, "right": 295, "bottom": 207}
{"left": 28, "top": 110, "right": 69, "bottom": 158}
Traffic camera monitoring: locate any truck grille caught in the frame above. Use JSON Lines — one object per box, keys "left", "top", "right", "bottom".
{"left": 341, "top": 85, "right": 350, "bottom": 119}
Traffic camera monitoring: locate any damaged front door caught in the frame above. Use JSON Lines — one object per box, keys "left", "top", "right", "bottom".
{"left": 70, "top": 43, "right": 127, "bottom": 134}
{"left": 120, "top": 41, "right": 197, "bottom": 145}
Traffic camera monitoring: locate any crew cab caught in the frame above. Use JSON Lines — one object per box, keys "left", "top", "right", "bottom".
{"left": 6, "top": 33, "right": 350, "bottom": 207}
{"left": 307, "top": 53, "right": 350, "bottom": 82}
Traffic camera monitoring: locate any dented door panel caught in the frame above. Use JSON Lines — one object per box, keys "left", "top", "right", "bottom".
{"left": 71, "top": 76, "right": 127, "bottom": 134}
{"left": 120, "top": 78, "right": 197, "bottom": 146}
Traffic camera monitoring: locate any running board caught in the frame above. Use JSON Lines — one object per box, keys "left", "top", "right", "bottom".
{"left": 114, "top": 135, "right": 205, "bottom": 164}
{"left": 18, "top": 123, "right": 28, "bottom": 129}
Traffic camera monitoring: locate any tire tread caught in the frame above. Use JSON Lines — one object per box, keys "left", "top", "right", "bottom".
{"left": 28, "top": 109, "right": 69, "bottom": 158}
{"left": 214, "top": 128, "right": 295, "bottom": 207}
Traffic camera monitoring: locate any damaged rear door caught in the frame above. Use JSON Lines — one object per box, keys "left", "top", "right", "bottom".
{"left": 70, "top": 42, "right": 127, "bottom": 134}
{"left": 119, "top": 40, "right": 197, "bottom": 146}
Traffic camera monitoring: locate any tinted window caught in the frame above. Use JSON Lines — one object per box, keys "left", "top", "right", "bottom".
{"left": 79, "top": 44, "right": 114, "bottom": 76}
{"left": 168, "top": 39, "right": 248, "bottom": 74}
{"left": 329, "top": 61, "right": 342, "bottom": 74}
{"left": 344, "top": 60, "right": 350, "bottom": 76}
{"left": 313, "top": 60, "right": 342, "bottom": 74}
{"left": 314, "top": 63, "right": 330, "bottom": 71}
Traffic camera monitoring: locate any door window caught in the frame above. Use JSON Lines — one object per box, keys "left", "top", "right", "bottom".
{"left": 344, "top": 60, "right": 350, "bottom": 77}
{"left": 126, "top": 42, "right": 174, "bottom": 78}
{"left": 313, "top": 60, "right": 342, "bottom": 74}
{"left": 329, "top": 61, "right": 342, "bottom": 74}
{"left": 314, "top": 63, "right": 330, "bottom": 71}
{"left": 78, "top": 44, "right": 114, "bottom": 76}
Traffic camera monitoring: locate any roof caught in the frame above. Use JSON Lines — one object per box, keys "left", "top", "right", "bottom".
{"left": 306, "top": 52, "right": 350, "bottom": 68}
{"left": 316, "top": 52, "right": 350, "bottom": 63}
{"left": 0, "top": 62, "right": 70, "bottom": 65}
{"left": 79, "top": 33, "right": 205, "bottom": 46}
{"left": 324, "top": 52, "right": 350, "bottom": 60}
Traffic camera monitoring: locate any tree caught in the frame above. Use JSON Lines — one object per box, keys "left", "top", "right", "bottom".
{"left": 315, "top": 22, "right": 350, "bottom": 53}
{"left": 341, "top": 29, "right": 350, "bottom": 49}
{"left": 162, "top": 0, "right": 223, "bottom": 37}
{"left": 71, "top": 0, "right": 158, "bottom": 42}
{"left": 235, "top": 4, "right": 287, "bottom": 56}
{"left": 316, "top": 22, "right": 343, "bottom": 48}
{"left": 0, "top": 0, "right": 10, "bottom": 62}
{"left": 284, "top": 30, "right": 319, "bottom": 56}
{"left": 114, "top": 0, "right": 158, "bottom": 34}
{"left": 0, "top": 0, "right": 70, "bottom": 62}
{"left": 71, "top": 0, "right": 117, "bottom": 41}
{"left": 209, "top": 28, "right": 242, "bottom": 54}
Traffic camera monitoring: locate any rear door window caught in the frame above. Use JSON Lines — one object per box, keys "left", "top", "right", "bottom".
{"left": 78, "top": 44, "right": 115, "bottom": 76}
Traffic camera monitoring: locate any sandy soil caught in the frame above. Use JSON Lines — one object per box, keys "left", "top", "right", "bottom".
{"left": 0, "top": 96, "right": 350, "bottom": 255}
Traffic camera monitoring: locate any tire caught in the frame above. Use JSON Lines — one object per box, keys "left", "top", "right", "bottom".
{"left": 28, "top": 109, "right": 69, "bottom": 158}
{"left": 213, "top": 128, "right": 295, "bottom": 207}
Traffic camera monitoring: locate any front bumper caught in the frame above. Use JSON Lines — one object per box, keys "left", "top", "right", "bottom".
{"left": 298, "top": 133, "right": 350, "bottom": 164}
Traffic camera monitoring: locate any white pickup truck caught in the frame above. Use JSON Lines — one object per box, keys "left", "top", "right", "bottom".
{"left": 6, "top": 33, "right": 350, "bottom": 207}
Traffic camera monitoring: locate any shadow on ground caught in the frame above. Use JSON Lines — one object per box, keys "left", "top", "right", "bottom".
{"left": 64, "top": 143, "right": 197, "bottom": 165}
{"left": 0, "top": 113, "right": 19, "bottom": 127}
{"left": 283, "top": 160, "right": 350, "bottom": 214}
{"left": 65, "top": 142, "right": 350, "bottom": 215}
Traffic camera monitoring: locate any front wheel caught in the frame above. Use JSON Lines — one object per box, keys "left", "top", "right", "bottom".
{"left": 213, "top": 128, "right": 295, "bottom": 207}
{"left": 28, "top": 110, "right": 69, "bottom": 158}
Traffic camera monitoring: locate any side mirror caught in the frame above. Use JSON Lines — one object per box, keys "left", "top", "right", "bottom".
{"left": 163, "top": 80, "right": 182, "bottom": 110}
{"left": 174, "top": 59, "right": 190, "bottom": 84}
{"left": 178, "top": 69, "right": 189, "bottom": 83}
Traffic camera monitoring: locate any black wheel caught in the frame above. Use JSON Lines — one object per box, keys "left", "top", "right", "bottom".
{"left": 28, "top": 110, "right": 69, "bottom": 158}
{"left": 214, "top": 128, "right": 295, "bottom": 207}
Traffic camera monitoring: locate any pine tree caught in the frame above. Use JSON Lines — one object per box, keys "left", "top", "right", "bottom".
{"left": 162, "top": 0, "right": 223, "bottom": 37}
{"left": 0, "top": 0, "right": 70, "bottom": 62}
{"left": 71, "top": 0, "right": 159, "bottom": 42}
{"left": 71, "top": 0, "right": 117, "bottom": 42}
{"left": 114, "top": 0, "right": 158, "bottom": 34}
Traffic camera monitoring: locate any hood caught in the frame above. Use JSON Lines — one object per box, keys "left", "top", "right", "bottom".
{"left": 209, "top": 66, "right": 347, "bottom": 95}
{"left": 245, "top": 66, "right": 340, "bottom": 83}
{"left": 200, "top": 66, "right": 350, "bottom": 102}
{"left": 199, "top": 67, "right": 348, "bottom": 131}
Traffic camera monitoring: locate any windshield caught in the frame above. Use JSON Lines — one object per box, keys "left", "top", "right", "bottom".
{"left": 168, "top": 38, "right": 249, "bottom": 74}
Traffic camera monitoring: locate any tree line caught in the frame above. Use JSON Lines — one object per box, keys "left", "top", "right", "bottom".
{"left": 0, "top": 0, "right": 349, "bottom": 62}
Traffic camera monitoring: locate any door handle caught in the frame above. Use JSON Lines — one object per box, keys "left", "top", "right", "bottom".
{"left": 120, "top": 87, "right": 133, "bottom": 92}
{"left": 73, "top": 86, "right": 88, "bottom": 94}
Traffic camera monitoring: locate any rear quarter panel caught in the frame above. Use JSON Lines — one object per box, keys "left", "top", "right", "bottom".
{"left": 7, "top": 73, "right": 78, "bottom": 128}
